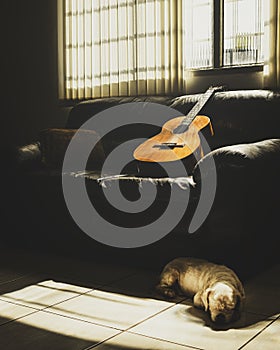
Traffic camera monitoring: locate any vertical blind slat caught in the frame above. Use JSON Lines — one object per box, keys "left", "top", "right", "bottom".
{"left": 64, "top": 0, "right": 181, "bottom": 99}
{"left": 64, "top": 0, "right": 266, "bottom": 99}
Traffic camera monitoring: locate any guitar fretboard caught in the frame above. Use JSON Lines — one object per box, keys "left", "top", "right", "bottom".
{"left": 174, "top": 87, "right": 221, "bottom": 134}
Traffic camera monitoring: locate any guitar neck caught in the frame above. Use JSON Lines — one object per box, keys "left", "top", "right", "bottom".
{"left": 178, "top": 88, "right": 219, "bottom": 131}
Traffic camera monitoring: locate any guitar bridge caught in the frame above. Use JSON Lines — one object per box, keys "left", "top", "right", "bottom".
{"left": 153, "top": 142, "right": 185, "bottom": 149}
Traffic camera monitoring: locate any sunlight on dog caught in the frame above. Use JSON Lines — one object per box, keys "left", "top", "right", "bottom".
{"left": 156, "top": 257, "right": 245, "bottom": 324}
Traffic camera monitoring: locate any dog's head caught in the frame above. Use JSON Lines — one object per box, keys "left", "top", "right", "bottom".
{"left": 201, "top": 282, "right": 244, "bottom": 324}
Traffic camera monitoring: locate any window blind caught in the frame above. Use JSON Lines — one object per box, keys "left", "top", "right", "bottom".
{"left": 64, "top": 0, "right": 182, "bottom": 99}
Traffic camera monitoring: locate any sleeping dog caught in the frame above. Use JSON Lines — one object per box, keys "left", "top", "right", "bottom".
{"left": 156, "top": 257, "right": 245, "bottom": 324}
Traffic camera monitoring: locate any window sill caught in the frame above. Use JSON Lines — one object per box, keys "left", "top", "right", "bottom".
{"left": 189, "top": 64, "right": 263, "bottom": 77}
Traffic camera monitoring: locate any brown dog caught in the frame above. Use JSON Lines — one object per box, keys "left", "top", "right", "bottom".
{"left": 156, "top": 257, "right": 245, "bottom": 324}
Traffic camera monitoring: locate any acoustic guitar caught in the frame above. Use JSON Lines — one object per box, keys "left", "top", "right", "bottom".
{"left": 133, "top": 86, "right": 223, "bottom": 174}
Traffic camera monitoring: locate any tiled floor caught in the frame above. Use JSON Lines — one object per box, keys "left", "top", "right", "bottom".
{"left": 0, "top": 247, "right": 279, "bottom": 350}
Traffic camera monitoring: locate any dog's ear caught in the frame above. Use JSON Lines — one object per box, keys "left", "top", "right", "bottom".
{"left": 240, "top": 287, "right": 246, "bottom": 300}
{"left": 201, "top": 288, "right": 212, "bottom": 311}
{"left": 235, "top": 292, "right": 244, "bottom": 311}
{"left": 231, "top": 293, "right": 244, "bottom": 321}
{"left": 234, "top": 277, "right": 245, "bottom": 300}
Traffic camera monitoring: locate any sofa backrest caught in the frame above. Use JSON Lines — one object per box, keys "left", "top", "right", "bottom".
{"left": 66, "top": 90, "right": 280, "bottom": 153}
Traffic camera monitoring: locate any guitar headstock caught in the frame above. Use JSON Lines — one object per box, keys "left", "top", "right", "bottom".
{"left": 208, "top": 85, "right": 226, "bottom": 93}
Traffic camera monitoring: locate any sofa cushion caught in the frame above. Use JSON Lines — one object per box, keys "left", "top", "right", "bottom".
{"left": 192, "top": 138, "right": 280, "bottom": 184}
{"left": 170, "top": 90, "right": 280, "bottom": 149}
{"left": 67, "top": 90, "right": 280, "bottom": 154}
{"left": 39, "top": 128, "right": 105, "bottom": 170}
{"left": 66, "top": 96, "right": 175, "bottom": 129}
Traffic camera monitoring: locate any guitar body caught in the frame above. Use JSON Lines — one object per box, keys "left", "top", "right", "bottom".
{"left": 132, "top": 86, "right": 222, "bottom": 176}
{"left": 133, "top": 115, "right": 212, "bottom": 164}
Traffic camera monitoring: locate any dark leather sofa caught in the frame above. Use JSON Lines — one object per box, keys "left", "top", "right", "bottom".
{"left": 4, "top": 89, "right": 280, "bottom": 279}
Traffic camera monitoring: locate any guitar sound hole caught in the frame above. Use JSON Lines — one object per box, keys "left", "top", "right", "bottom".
{"left": 153, "top": 143, "right": 185, "bottom": 149}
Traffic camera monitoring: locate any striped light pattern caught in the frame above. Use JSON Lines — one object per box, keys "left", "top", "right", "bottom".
{"left": 64, "top": 0, "right": 182, "bottom": 99}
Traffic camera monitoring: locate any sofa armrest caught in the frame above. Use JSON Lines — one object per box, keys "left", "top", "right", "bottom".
{"left": 11, "top": 142, "right": 42, "bottom": 170}
{"left": 193, "top": 138, "right": 280, "bottom": 185}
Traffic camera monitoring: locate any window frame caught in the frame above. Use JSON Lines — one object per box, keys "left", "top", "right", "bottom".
{"left": 189, "top": 0, "right": 264, "bottom": 73}
{"left": 57, "top": 0, "right": 265, "bottom": 102}
{"left": 214, "top": 0, "right": 223, "bottom": 69}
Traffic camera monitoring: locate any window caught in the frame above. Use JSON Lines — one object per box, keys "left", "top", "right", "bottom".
{"left": 60, "top": 0, "right": 266, "bottom": 100}
{"left": 184, "top": 0, "right": 213, "bottom": 69}
{"left": 61, "top": 0, "right": 181, "bottom": 99}
{"left": 184, "top": 0, "right": 265, "bottom": 69}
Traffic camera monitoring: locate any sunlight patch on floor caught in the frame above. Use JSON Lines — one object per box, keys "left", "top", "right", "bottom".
{"left": 0, "top": 280, "right": 174, "bottom": 338}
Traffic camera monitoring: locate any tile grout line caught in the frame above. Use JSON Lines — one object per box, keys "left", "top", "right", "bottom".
{"left": 4, "top": 264, "right": 280, "bottom": 349}
{"left": 0, "top": 283, "right": 99, "bottom": 328}
{"left": 29, "top": 271, "right": 190, "bottom": 335}
{"left": 0, "top": 308, "right": 40, "bottom": 328}
{"left": 0, "top": 270, "right": 138, "bottom": 316}
{"left": 87, "top": 335, "right": 203, "bottom": 350}
{"left": 0, "top": 268, "right": 156, "bottom": 334}
{"left": 83, "top": 323, "right": 203, "bottom": 350}
{"left": 237, "top": 316, "right": 280, "bottom": 350}
{"left": 94, "top": 297, "right": 195, "bottom": 350}
{"left": 245, "top": 310, "right": 280, "bottom": 320}
{"left": 38, "top": 269, "right": 147, "bottom": 313}
{"left": 0, "top": 298, "right": 46, "bottom": 313}
{"left": 95, "top": 270, "right": 143, "bottom": 288}
{"left": 0, "top": 273, "right": 33, "bottom": 287}
{"left": 41, "top": 308, "right": 125, "bottom": 332}
{"left": 2, "top": 268, "right": 280, "bottom": 348}
{"left": 123, "top": 332, "right": 204, "bottom": 350}
{"left": 1, "top": 257, "right": 280, "bottom": 348}
{"left": 30, "top": 290, "right": 189, "bottom": 346}
{"left": 0, "top": 295, "right": 125, "bottom": 333}
{"left": 40, "top": 295, "right": 188, "bottom": 333}
{"left": 125, "top": 330, "right": 203, "bottom": 350}
{"left": 82, "top": 332, "right": 129, "bottom": 350}
{"left": 130, "top": 333, "right": 204, "bottom": 350}
{"left": 124, "top": 296, "right": 190, "bottom": 332}
{"left": 2, "top": 273, "right": 255, "bottom": 350}
{"left": 48, "top": 269, "right": 139, "bottom": 293}
{"left": 0, "top": 287, "right": 95, "bottom": 314}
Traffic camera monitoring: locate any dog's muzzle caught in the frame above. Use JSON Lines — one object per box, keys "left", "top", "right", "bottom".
{"left": 214, "top": 313, "right": 226, "bottom": 324}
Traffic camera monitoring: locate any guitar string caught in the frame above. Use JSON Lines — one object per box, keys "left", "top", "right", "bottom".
{"left": 174, "top": 88, "right": 216, "bottom": 134}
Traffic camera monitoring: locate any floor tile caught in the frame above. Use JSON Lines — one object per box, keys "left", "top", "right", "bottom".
{"left": 102, "top": 268, "right": 159, "bottom": 294}
{"left": 247, "top": 264, "right": 280, "bottom": 288}
{"left": 100, "top": 268, "right": 186, "bottom": 303}
{"left": 1, "top": 247, "right": 279, "bottom": 350}
{"left": 92, "top": 331, "right": 198, "bottom": 350}
{"left": 0, "top": 246, "right": 135, "bottom": 289}
{"left": 50, "top": 260, "right": 136, "bottom": 289}
{"left": 0, "top": 247, "right": 39, "bottom": 275}
{"left": 0, "top": 270, "right": 30, "bottom": 286}
{"left": 129, "top": 301, "right": 274, "bottom": 350}
{"left": 0, "top": 310, "right": 121, "bottom": 350}
{"left": 241, "top": 318, "right": 280, "bottom": 350}
{"left": 244, "top": 264, "right": 280, "bottom": 318}
{"left": 0, "top": 299, "right": 37, "bottom": 326}
{"left": 45, "top": 288, "right": 175, "bottom": 330}
{"left": 0, "top": 278, "right": 92, "bottom": 310}
{"left": 0, "top": 275, "right": 46, "bottom": 295}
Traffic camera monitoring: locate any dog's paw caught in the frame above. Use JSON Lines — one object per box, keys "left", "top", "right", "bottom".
{"left": 156, "top": 285, "right": 176, "bottom": 298}
{"left": 163, "top": 288, "right": 176, "bottom": 298}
